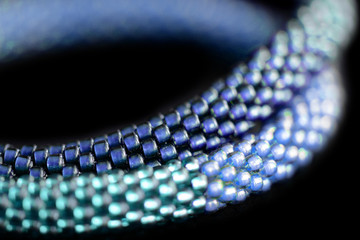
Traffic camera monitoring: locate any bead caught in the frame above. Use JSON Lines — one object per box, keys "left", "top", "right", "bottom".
{"left": 120, "top": 125, "right": 136, "bottom": 136}
{"left": 176, "top": 103, "right": 191, "bottom": 118}
{"left": 47, "top": 155, "right": 65, "bottom": 173}
{"left": 0, "top": 165, "right": 14, "bottom": 177}
{"left": 160, "top": 145, "right": 177, "bottom": 162}
{"left": 62, "top": 166, "right": 79, "bottom": 178}
{"left": 96, "top": 161, "right": 112, "bottom": 174}
{"left": 219, "top": 184, "right": 236, "bottom": 202}
{"left": 93, "top": 140, "right": 110, "bottom": 159}
{"left": 201, "top": 117, "right": 218, "bottom": 134}
{"left": 78, "top": 139, "right": 93, "bottom": 154}
{"left": 227, "top": 151, "right": 246, "bottom": 168}
{"left": 229, "top": 103, "right": 247, "bottom": 120}
{"left": 255, "top": 140, "right": 271, "bottom": 157}
{"left": 271, "top": 143, "right": 286, "bottom": 160}
{"left": 260, "top": 160, "right": 277, "bottom": 176}
{"left": 220, "top": 165, "right": 236, "bottom": 182}
{"left": 142, "top": 139, "right": 159, "bottom": 158}
{"left": 79, "top": 154, "right": 95, "bottom": 172}
{"left": 209, "top": 149, "right": 227, "bottom": 167}
{"left": 234, "top": 171, "right": 251, "bottom": 187}
{"left": 249, "top": 174, "right": 263, "bottom": 191}
{"left": 14, "top": 156, "right": 33, "bottom": 173}
{"left": 29, "top": 167, "right": 46, "bottom": 179}
{"left": 110, "top": 147, "right": 128, "bottom": 168}
{"left": 183, "top": 114, "right": 200, "bottom": 132}
{"left": 107, "top": 130, "right": 122, "bottom": 148}
{"left": 218, "top": 120, "right": 235, "bottom": 137}
{"left": 49, "top": 145, "right": 64, "bottom": 155}
{"left": 191, "top": 98, "right": 209, "bottom": 116}
{"left": 234, "top": 141, "right": 252, "bottom": 156}
{"left": 4, "top": 148, "right": 19, "bottom": 165}
{"left": 128, "top": 154, "right": 144, "bottom": 169}
{"left": 172, "top": 128, "right": 189, "bottom": 146}
{"left": 189, "top": 134, "right": 206, "bottom": 151}
{"left": 64, "top": 146, "right": 79, "bottom": 164}
{"left": 20, "top": 145, "right": 36, "bottom": 157}
{"left": 238, "top": 85, "right": 256, "bottom": 103}
{"left": 154, "top": 125, "right": 171, "bottom": 144}
{"left": 149, "top": 115, "right": 163, "bottom": 128}
{"left": 206, "top": 136, "right": 221, "bottom": 151}
{"left": 123, "top": 133, "right": 141, "bottom": 152}
{"left": 211, "top": 99, "right": 229, "bottom": 118}
{"left": 202, "top": 88, "right": 218, "bottom": 104}
{"left": 220, "top": 87, "right": 237, "bottom": 102}
{"left": 246, "top": 155, "right": 263, "bottom": 171}
{"left": 207, "top": 179, "right": 224, "bottom": 198}
{"left": 182, "top": 157, "right": 200, "bottom": 173}
{"left": 201, "top": 161, "right": 220, "bottom": 178}
{"left": 164, "top": 111, "right": 181, "bottom": 129}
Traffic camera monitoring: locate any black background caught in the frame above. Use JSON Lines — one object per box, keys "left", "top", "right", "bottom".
{"left": 1, "top": 0, "right": 359, "bottom": 239}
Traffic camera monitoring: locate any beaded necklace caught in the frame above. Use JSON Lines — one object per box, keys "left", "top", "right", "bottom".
{"left": 0, "top": 0, "right": 356, "bottom": 235}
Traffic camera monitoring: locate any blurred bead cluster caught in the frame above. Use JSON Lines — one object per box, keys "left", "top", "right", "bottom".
{"left": 0, "top": 0, "right": 357, "bottom": 235}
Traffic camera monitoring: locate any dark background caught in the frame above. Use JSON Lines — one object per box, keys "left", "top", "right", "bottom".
{"left": 0, "top": 0, "right": 359, "bottom": 239}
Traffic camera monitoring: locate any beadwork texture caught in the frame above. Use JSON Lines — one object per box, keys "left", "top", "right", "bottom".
{"left": 0, "top": 0, "right": 357, "bottom": 235}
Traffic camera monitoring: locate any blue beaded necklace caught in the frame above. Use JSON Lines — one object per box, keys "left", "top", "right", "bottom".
{"left": 0, "top": 0, "right": 356, "bottom": 235}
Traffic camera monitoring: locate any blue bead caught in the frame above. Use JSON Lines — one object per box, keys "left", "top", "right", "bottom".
{"left": 178, "top": 150, "right": 192, "bottom": 160}
{"left": 219, "top": 184, "right": 237, "bottom": 202}
{"left": 176, "top": 103, "right": 191, "bottom": 118}
{"left": 183, "top": 114, "right": 200, "bottom": 132}
{"left": 64, "top": 146, "right": 79, "bottom": 164}
{"left": 218, "top": 121, "right": 235, "bottom": 137}
{"left": 160, "top": 145, "right": 177, "bottom": 162}
{"left": 120, "top": 125, "right": 136, "bottom": 136}
{"left": 65, "top": 142, "right": 78, "bottom": 148}
{"left": 283, "top": 146, "right": 298, "bottom": 163}
{"left": 107, "top": 130, "right": 122, "bottom": 148}
{"left": 49, "top": 145, "right": 64, "bottom": 155}
{"left": 207, "top": 180, "right": 224, "bottom": 198}
{"left": 254, "top": 140, "right": 271, "bottom": 157}
{"left": 4, "top": 148, "right": 19, "bottom": 165}
{"left": 15, "top": 156, "right": 32, "bottom": 173}
{"left": 0, "top": 165, "right": 14, "bottom": 177}
{"left": 193, "top": 153, "right": 208, "bottom": 166}
{"left": 142, "top": 139, "right": 158, "bottom": 158}
{"left": 235, "top": 121, "right": 251, "bottom": 135}
{"left": 128, "top": 154, "right": 144, "bottom": 169}
{"left": 271, "top": 143, "right": 285, "bottom": 160}
{"left": 227, "top": 151, "right": 246, "bottom": 168}
{"left": 206, "top": 136, "right": 221, "bottom": 151}
{"left": 212, "top": 80, "right": 226, "bottom": 92}
{"left": 149, "top": 114, "right": 163, "bottom": 128}
{"left": 123, "top": 133, "right": 140, "bottom": 152}
{"left": 93, "top": 140, "right": 110, "bottom": 159}
{"left": 225, "top": 74, "right": 243, "bottom": 87}
{"left": 220, "top": 165, "right": 236, "bottom": 182}
{"left": 201, "top": 88, "right": 218, "bottom": 104}
{"left": 79, "top": 139, "right": 93, "bottom": 154}
{"left": 274, "top": 128, "right": 291, "bottom": 144}
{"left": 255, "top": 87, "right": 273, "bottom": 104}
{"left": 229, "top": 103, "right": 247, "bottom": 120}
{"left": 191, "top": 98, "right": 209, "bottom": 116}
{"left": 172, "top": 129, "right": 189, "bottom": 146}
{"left": 245, "top": 71, "right": 262, "bottom": 85}
{"left": 154, "top": 125, "right": 171, "bottom": 144}
{"left": 47, "top": 155, "right": 65, "bottom": 173}
{"left": 189, "top": 134, "right": 206, "bottom": 151}
{"left": 164, "top": 111, "right": 181, "bottom": 129}
{"left": 234, "top": 141, "right": 252, "bottom": 156}
{"left": 261, "top": 160, "right": 277, "bottom": 176}
{"left": 202, "top": 117, "right": 218, "bottom": 134}
{"left": 79, "top": 153, "right": 95, "bottom": 172}
{"left": 209, "top": 150, "right": 227, "bottom": 167}
{"left": 136, "top": 122, "right": 152, "bottom": 140}
{"left": 96, "top": 161, "right": 112, "bottom": 174}
{"left": 249, "top": 174, "right": 263, "bottom": 191}
{"left": 201, "top": 161, "right": 220, "bottom": 178}
{"left": 211, "top": 99, "right": 229, "bottom": 118}
{"left": 20, "top": 145, "right": 36, "bottom": 156}
{"left": 246, "top": 155, "right": 263, "bottom": 171}
{"left": 234, "top": 171, "right": 251, "bottom": 187}
{"left": 221, "top": 87, "right": 237, "bottom": 102}
{"left": 221, "top": 144, "right": 234, "bottom": 154}
{"left": 29, "top": 167, "right": 46, "bottom": 179}
{"left": 33, "top": 149, "right": 48, "bottom": 166}
{"left": 62, "top": 165, "right": 79, "bottom": 178}
{"left": 246, "top": 105, "right": 261, "bottom": 120}
{"left": 239, "top": 85, "right": 256, "bottom": 103}
{"left": 110, "top": 147, "right": 128, "bottom": 168}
